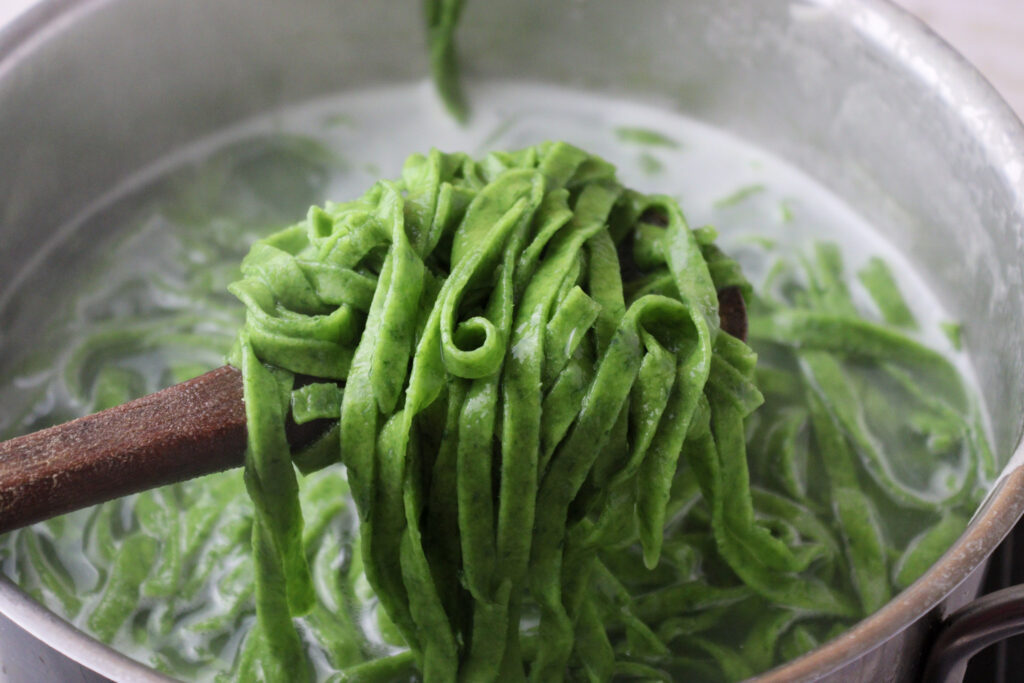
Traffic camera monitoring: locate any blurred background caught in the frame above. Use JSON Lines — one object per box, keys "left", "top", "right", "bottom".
{"left": 894, "top": 0, "right": 1024, "bottom": 115}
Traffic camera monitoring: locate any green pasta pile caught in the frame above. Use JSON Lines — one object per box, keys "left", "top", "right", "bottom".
{"left": 226, "top": 142, "right": 991, "bottom": 681}
{"left": 0, "top": 137, "right": 993, "bottom": 681}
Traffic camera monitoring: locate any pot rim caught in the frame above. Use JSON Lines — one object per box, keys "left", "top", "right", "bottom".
{"left": 2, "top": 1, "right": 1024, "bottom": 681}
{"left": 758, "top": 0, "right": 1024, "bottom": 678}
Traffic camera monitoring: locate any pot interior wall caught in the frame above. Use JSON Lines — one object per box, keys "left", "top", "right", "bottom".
{"left": 3, "top": 0, "right": 1022, "bottom": 454}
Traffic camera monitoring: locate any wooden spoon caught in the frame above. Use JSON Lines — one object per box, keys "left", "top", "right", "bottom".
{"left": 0, "top": 288, "right": 746, "bottom": 535}
{"left": 0, "top": 366, "right": 327, "bottom": 534}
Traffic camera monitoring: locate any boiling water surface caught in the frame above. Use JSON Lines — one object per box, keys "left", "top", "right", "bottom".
{"left": 0, "top": 81, "right": 990, "bottom": 681}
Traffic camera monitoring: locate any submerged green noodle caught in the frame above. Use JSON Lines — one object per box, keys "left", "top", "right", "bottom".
{"left": 220, "top": 142, "right": 990, "bottom": 681}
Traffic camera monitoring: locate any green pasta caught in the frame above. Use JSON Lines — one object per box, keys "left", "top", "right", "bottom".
{"left": 0, "top": 137, "right": 993, "bottom": 683}
{"left": 221, "top": 142, "right": 991, "bottom": 680}
{"left": 425, "top": 0, "right": 468, "bottom": 122}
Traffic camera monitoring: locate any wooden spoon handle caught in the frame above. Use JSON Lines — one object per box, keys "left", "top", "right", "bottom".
{"left": 0, "top": 365, "right": 322, "bottom": 534}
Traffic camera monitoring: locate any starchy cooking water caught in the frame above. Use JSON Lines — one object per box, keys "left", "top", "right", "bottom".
{"left": 0, "top": 81, "right": 992, "bottom": 680}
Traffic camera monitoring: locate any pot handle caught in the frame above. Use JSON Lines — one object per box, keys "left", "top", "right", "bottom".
{"left": 921, "top": 584, "right": 1024, "bottom": 683}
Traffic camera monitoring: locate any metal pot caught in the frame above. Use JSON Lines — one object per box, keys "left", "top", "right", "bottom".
{"left": 2, "top": 0, "right": 1024, "bottom": 681}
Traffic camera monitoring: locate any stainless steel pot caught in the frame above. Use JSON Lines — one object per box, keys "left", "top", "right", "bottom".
{"left": 2, "top": 0, "right": 1024, "bottom": 681}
